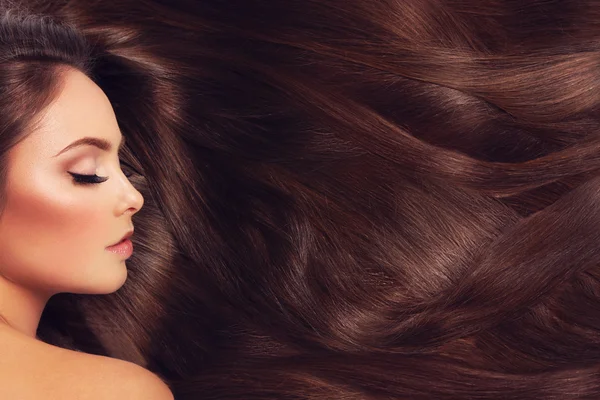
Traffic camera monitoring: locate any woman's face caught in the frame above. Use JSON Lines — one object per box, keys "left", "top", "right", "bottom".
{"left": 0, "top": 68, "right": 144, "bottom": 296}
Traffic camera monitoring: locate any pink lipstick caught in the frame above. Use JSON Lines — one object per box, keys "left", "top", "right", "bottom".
{"left": 106, "top": 230, "right": 134, "bottom": 259}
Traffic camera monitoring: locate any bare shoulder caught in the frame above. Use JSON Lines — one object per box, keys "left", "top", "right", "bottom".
{"left": 75, "top": 354, "right": 175, "bottom": 400}
{"left": 0, "top": 326, "right": 174, "bottom": 400}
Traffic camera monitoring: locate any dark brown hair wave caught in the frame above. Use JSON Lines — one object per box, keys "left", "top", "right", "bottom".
{"left": 23, "top": 0, "right": 600, "bottom": 398}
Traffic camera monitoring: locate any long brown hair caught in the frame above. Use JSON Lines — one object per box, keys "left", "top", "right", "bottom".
{"left": 24, "top": 0, "right": 600, "bottom": 398}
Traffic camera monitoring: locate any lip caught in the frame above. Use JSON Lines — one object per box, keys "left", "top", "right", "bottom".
{"left": 106, "top": 238, "right": 133, "bottom": 259}
{"left": 108, "top": 229, "right": 134, "bottom": 247}
{"left": 106, "top": 229, "right": 134, "bottom": 259}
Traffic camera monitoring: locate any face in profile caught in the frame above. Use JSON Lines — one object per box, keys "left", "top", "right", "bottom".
{"left": 0, "top": 67, "right": 144, "bottom": 296}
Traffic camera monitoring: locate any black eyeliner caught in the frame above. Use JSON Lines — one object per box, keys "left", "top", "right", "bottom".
{"left": 68, "top": 172, "right": 109, "bottom": 185}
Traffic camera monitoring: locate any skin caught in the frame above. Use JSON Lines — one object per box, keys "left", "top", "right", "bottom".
{"left": 0, "top": 67, "right": 144, "bottom": 338}
{"left": 0, "top": 321, "right": 174, "bottom": 399}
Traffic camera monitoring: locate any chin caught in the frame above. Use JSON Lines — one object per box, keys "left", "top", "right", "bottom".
{"left": 74, "top": 264, "right": 129, "bottom": 295}
{"left": 98, "top": 267, "right": 128, "bottom": 294}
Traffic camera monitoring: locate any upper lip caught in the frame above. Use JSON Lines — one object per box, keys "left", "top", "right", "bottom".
{"left": 109, "top": 229, "right": 134, "bottom": 247}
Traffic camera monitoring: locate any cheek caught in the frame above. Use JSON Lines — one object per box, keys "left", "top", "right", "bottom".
{"left": 0, "top": 184, "right": 112, "bottom": 289}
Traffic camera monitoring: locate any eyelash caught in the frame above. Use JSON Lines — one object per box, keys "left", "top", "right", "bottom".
{"left": 69, "top": 172, "right": 108, "bottom": 185}
{"left": 68, "top": 161, "right": 136, "bottom": 186}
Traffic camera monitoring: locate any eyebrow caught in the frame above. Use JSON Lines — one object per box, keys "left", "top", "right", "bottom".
{"left": 53, "top": 135, "right": 126, "bottom": 157}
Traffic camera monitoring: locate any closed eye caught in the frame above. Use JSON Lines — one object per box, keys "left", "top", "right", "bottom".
{"left": 68, "top": 172, "right": 109, "bottom": 185}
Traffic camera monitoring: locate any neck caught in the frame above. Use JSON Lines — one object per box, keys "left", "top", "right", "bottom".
{"left": 0, "top": 275, "right": 50, "bottom": 338}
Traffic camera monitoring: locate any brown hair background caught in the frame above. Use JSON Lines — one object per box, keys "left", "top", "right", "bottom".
{"left": 16, "top": 0, "right": 600, "bottom": 398}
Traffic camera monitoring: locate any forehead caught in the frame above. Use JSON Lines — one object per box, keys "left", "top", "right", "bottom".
{"left": 16, "top": 68, "right": 121, "bottom": 157}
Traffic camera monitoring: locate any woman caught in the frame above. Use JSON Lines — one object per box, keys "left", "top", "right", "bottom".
{"left": 24, "top": 0, "right": 600, "bottom": 398}
{"left": 0, "top": 8, "right": 173, "bottom": 399}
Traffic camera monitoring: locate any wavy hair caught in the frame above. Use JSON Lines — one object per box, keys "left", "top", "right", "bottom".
{"left": 23, "top": 0, "right": 600, "bottom": 398}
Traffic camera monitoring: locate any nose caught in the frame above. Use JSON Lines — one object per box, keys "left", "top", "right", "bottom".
{"left": 116, "top": 176, "right": 144, "bottom": 217}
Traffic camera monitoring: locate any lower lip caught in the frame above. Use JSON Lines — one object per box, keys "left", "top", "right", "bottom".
{"left": 106, "top": 238, "right": 133, "bottom": 259}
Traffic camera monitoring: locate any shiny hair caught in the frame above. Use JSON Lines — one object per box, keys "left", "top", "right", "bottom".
{"left": 23, "top": 0, "right": 600, "bottom": 398}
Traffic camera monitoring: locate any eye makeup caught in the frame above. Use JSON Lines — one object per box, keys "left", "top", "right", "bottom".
{"left": 67, "top": 159, "right": 137, "bottom": 186}
{"left": 68, "top": 172, "right": 109, "bottom": 185}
